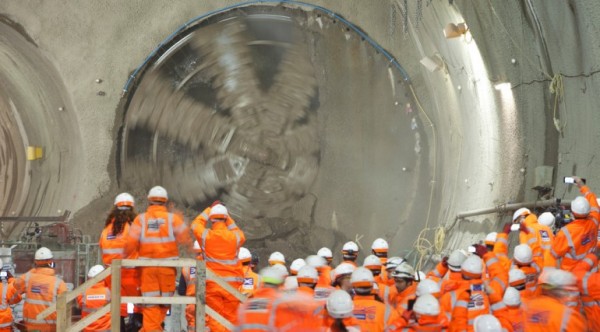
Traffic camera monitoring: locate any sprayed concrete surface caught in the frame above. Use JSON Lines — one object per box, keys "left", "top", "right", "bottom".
{"left": 1, "top": 0, "right": 600, "bottom": 266}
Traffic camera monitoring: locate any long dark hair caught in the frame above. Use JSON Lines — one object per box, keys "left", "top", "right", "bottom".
{"left": 104, "top": 206, "right": 137, "bottom": 235}
{"left": 331, "top": 319, "right": 349, "bottom": 332}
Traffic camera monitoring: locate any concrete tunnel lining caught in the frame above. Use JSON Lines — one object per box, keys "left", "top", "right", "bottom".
{"left": 3, "top": 0, "right": 599, "bottom": 270}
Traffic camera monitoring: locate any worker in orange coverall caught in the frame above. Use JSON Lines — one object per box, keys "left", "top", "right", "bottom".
{"left": 126, "top": 186, "right": 192, "bottom": 332}
{"left": 552, "top": 176, "right": 600, "bottom": 271}
{"left": 193, "top": 203, "right": 245, "bottom": 332}
{"left": 99, "top": 192, "right": 141, "bottom": 330}
{"left": 522, "top": 268, "right": 587, "bottom": 331}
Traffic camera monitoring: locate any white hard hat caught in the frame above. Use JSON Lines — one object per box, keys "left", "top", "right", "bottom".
{"left": 283, "top": 276, "right": 298, "bottom": 290}
{"left": 317, "top": 247, "right": 333, "bottom": 259}
{"left": 238, "top": 247, "right": 252, "bottom": 262}
{"left": 385, "top": 257, "right": 405, "bottom": 270}
{"left": 342, "top": 241, "right": 359, "bottom": 253}
{"left": 327, "top": 290, "right": 355, "bottom": 319}
{"left": 209, "top": 204, "right": 229, "bottom": 220}
{"left": 538, "top": 212, "right": 556, "bottom": 227}
{"left": 88, "top": 265, "right": 105, "bottom": 278}
{"left": 260, "top": 267, "right": 286, "bottom": 285}
{"left": 448, "top": 249, "right": 468, "bottom": 272}
{"left": 571, "top": 196, "right": 591, "bottom": 217}
{"left": 508, "top": 268, "right": 526, "bottom": 287}
{"left": 268, "top": 251, "right": 286, "bottom": 265}
{"left": 538, "top": 268, "right": 576, "bottom": 289}
{"left": 416, "top": 278, "right": 441, "bottom": 297}
{"left": 363, "top": 255, "right": 382, "bottom": 269}
{"left": 513, "top": 244, "right": 533, "bottom": 265}
{"left": 461, "top": 256, "right": 483, "bottom": 277}
{"left": 512, "top": 208, "right": 531, "bottom": 221}
{"left": 306, "top": 255, "right": 326, "bottom": 269}
{"left": 484, "top": 232, "right": 497, "bottom": 246}
{"left": 271, "top": 263, "right": 289, "bottom": 278}
{"left": 350, "top": 267, "right": 374, "bottom": 288}
{"left": 392, "top": 262, "right": 415, "bottom": 279}
{"left": 290, "top": 258, "right": 307, "bottom": 275}
{"left": 114, "top": 193, "right": 135, "bottom": 208}
{"left": 413, "top": 294, "right": 440, "bottom": 316}
{"left": 147, "top": 186, "right": 168, "bottom": 202}
{"left": 35, "top": 247, "right": 53, "bottom": 260}
{"left": 503, "top": 287, "right": 521, "bottom": 307}
{"left": 473, "top": 314, "right": 502, "bottom": 332}
{"left": 297, "top": 265, "right": 318, "bottom": 284}
{"left": 371, "top": 238, "right": 389, "bottom": 252}
{"left": 334, "top": 263, "right": 356, "bottom": 280}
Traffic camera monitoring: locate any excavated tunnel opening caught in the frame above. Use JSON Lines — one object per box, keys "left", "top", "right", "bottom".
{"left": 118, "top": 4, "right": 435, "bottom": 259}
{"left": 0, "top": 17, "right": 82, "bottom": 240}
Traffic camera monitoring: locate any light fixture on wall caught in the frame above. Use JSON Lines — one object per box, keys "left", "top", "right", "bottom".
{"left": 420, "top": 56, "right": 443, "bottom": 73}
{"left": 444, "top": 23, "right": 468, "bottom": 38}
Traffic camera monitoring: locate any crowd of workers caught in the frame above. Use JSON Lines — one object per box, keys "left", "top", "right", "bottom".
{"left": 1, "top": 175, "right": 600, "bottom": 331}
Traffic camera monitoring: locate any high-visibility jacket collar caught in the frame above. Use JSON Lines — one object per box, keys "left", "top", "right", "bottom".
{"left": 417, "top": 314, "right": 445, "bottom": 326}
{"left": 31, "top": 267, "right": 56, "bottom": 276}
{"left": 211, "top": 221, "right": 228, "bottom": 230}
{"left": 354, "top": 294, "right": 376, "bottom": 301}
{"left": 146, "top": 204, "right": 168, "bottom": 213}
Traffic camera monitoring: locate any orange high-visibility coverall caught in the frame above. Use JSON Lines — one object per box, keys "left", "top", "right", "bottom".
{"left": 77, "top": 281, "right": 111, "bottom": 332}
{"left": 450, "top": 286, "right": 513, "bottom": 332}
{"left": 127, "top": 205, "right": 192, "bottom": 332}
{"left": 352, "top": 294, "right": 399, "bottom": 331}
{"left": 272, "top": 286, "right": 325, "bottom": 331}
{"left": 236, "top": 286, "right": 281, "bottom": 331}
{"left": 387, "top": 313, "right": 449, "bottom": 331}
{"left": 511, "top": 261, "right": 541, "bottom": 298}
{"left": 573, "top": 253, "right": 600, "bottom": 331}
{"left": 552, "top": 184, "right": 600, "bottom": 271}
{"left": 0, "top": 278, "right": 21, "bottom": 331}
{"left": 14, "top": 267, "right": 67, "bottom": 332}
{"left": 181, "top": 266, "right": 202, "bottom": 332}
{"left": 389, "top": 283, "right": 417, "bottom": 316}
{"left": 536, "top": 223, "right": 557, "bottom": 268}
{"left": 520, "top": 214, "right": 546, "bottom": 267}
{"left": 522, "top": 294, "right": 587, "bottom": 331}
{"left": 426, "top": 261, "right": 468, "bottom": 296}
{"left": 193, "top": 212, "right": 245, "bottom": 332}
{"left": 99, "top": 220, "right": 141, "bottom": 317}
{"left": 505, "top": 305, "right": 525, "bottom": 332}
{"left": 240, "top": 265, "right": 261, "bottom": 298}
{"left": 493, "top": 233, "right": 515, "bottom": 272}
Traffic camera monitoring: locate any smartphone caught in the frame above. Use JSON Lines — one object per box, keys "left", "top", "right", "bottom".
{"left": 468, "top": 246, "right": 476, "bottom": 253}
{"left": 564, "top": 177, "right": 587, "bottom": 184}
{"left": 511, "top": 224, "right": 521, "bottom": 232}
{"left": 407, "top": 299, "right": 416, "bottom": 311}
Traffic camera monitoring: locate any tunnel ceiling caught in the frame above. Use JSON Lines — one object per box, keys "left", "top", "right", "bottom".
{"left": 119, "top": 4, "right": 432, "bottom": 252}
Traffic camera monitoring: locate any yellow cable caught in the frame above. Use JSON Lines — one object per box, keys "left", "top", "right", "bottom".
{"left": 549, "top": 73, "right": 565, "bottom": 133}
